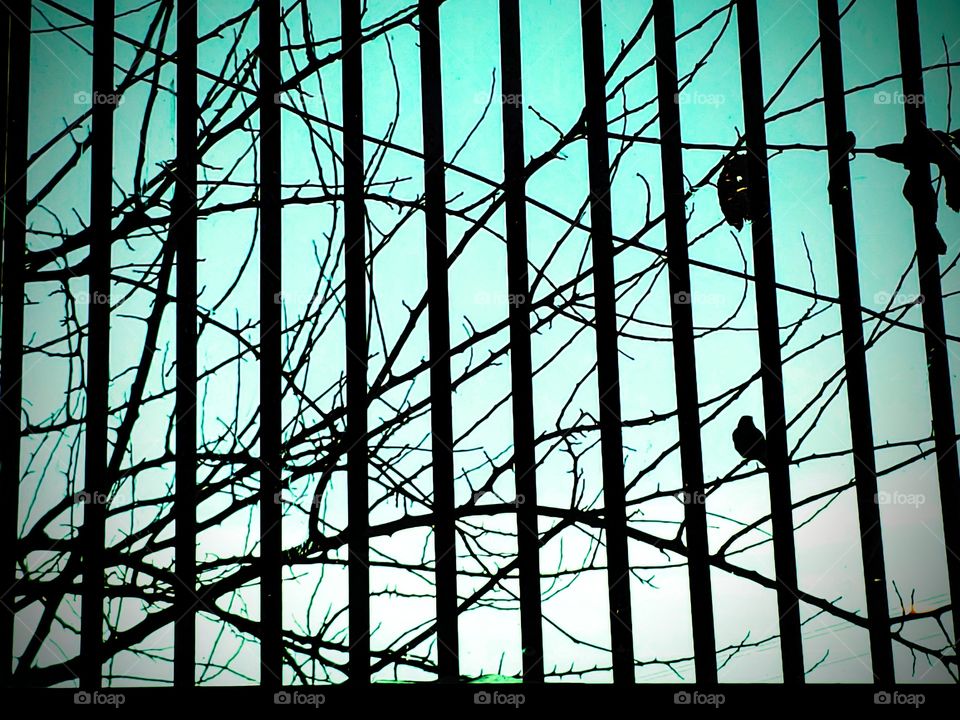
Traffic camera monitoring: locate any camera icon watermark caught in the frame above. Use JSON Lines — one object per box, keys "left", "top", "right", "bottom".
{"left": 472, "top": 490, "right": 524, "bottom": 506}
{"left": 673, "top": 690, "right": 724, "bottom": 707}
{"left": 473, "top": 291, "right": 527, "bottom": 307}
{"left": 74, "top": 490, "right": 110, "bottom": 505}
{"left": 674, "top": 90, "right": 725, "bottom": 106}
{"left": 874, "top": 690, "right": 924, "bottom": 707}
{"left": 73, "top": 290, "right": 111, "bottom": 306}
{"left": 874, "top": 291, "right": 923, "bottom": 306}
{"left": 875, "top": 491, "right": 925, "bottom": 507}
{"left": 74, "top": 690, "right": 125, "bottom": 707}
{"left": 874, "top": 91, "right": 924, "bottom": 106}
{"left": 472, "top": 91, "right": 523, "bottom": 107}
{"left": 473, "top": 690, "right": 525, "bottom": 707}
{"left": 672, "top": 290, "right": 725, "bottom": 306}
{"left": 274, "top": 690, "right": 325, "bottom": 706}
{"left": 74, "top": 90, "right": 124, "bottom": 106}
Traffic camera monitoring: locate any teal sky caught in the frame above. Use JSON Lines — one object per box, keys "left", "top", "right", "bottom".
{"left": 12, "top": 0, "right": 960, "bottom": 684}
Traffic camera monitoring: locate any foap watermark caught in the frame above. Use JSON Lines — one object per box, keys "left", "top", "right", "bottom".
{"left": 474, "top": 290, "right": 527, "bottom": 307}
{"left": 472, "top": 91, "right": 523, "bottom": 107}
{"left": 874, "top": 691, "right": 925, "bottom": 707}
{"left": 72, "top": 290, "right": 111, "bottom": 306}
{"left": 473, "top": 690, "right": 525, "bottom": 708}
{"left": 874, "top": 90, "right": 924, "bottom": 106}
{"left": 874, "top": 291, "right": 923, "bottom": 307}
{"left": 274, "top": 491, "right": 323, "bottom": 508}
{"left": 75, "top": 490, "right": 110, "bottom": 505}
{"left": 74, "top": 690, "right": 126, "bottom": 708}
{"left": 674, "top": 90, "right": 725, "bottom": 107}
{"left": 672, "top": 290, "right": 725, "bottom": 306}
{"left": 74, "top": 90, "right": 124, "bottom": 106}
{"left": 472, "top": 489, "right": 525, "bottom": 506}
{"left": 680, "top": 490, "right": 706, "bottom": 505}
{"left": 875, "top": 491, "right": 925, "bottom": 507}
{"left": 274, "top": 690, "right": 326, "bottom": 707}
{"left": 674, "top": 690, "right": 725, "bottom": 707}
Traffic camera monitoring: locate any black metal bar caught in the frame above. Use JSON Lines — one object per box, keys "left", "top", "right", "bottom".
{"left": 0, "top": 2, "right": 8, "bottom": 296}
{"left": 816, "top": 0, "right": 895, "bottom": 684}
{"left": 498, "top": 0, "right": 544, "bottom": 683}
{"left": 895, "top": 0, "right": 960, "bottom": 660}
{"left": 258, "top": 0, "right": 283, "bottom": 689}
{"left": 418, "top": 0, "right": 460, "bottom": 682}
{"left": 735, "top": 0, "right": 805, "bottom": 684}
{"left": 80, "top": 0, "right": 114, "bottom": 690}
{"left": 652, "top": 0, "right": 718, "bottom": 685}
{"left": 173, "top": 0, "right": 198, "bottom": 688}
{"left": 341, "top": 0, "right": 371, "bottom": 685}
{"left": 579, "top": 0, "right": 635, "bottom": 684}
{"left": 0, "top": 0, "right": 29, "bottom": 688}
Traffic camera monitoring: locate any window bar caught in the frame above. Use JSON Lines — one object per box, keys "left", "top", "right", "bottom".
{"left": 652, "top": 0, "right": 718, "bottom": 685}
{"left": 418, "top": 0, "right": 460, "bottom": 682}
{"left": 341, "top": 0, "right": 371, "bottom": 684}
{"left": 816, "top": 0, "right": 895, "bottom": 684}
{"left": 173, "top": 0, "right": 198, "bottom": 688}
{"left": 498, "top": 0, "right": 545, "bottom": 683}
{"left": 735, "top": 0, "right": 805, "bottom": 684}
{"left": 258, "top": 0, "right": 283, "bottom": 689}
{"left": 79, "top": 0, "right": 114, "bottom": 690}
{"left": 895, "top": 0, "right": 960, "bottom": 659}
{"left": 0, "top": 0, "right": 30, "bottom": 688}
{"left": 579, "top": 0, "right": 635, "bottom": 684}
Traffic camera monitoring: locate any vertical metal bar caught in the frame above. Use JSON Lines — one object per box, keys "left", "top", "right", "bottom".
{"left": 173, "top": 0, "right": 198, "bottom": 689}
{"left": 652, "top": 0, "right": 718, "bottom": 685}
{"left": 0, "top": 0, "right": 29, "bottom": 688}
{"left": 735, "top": 0, "right": 805, "bottom": 684}
{"left": 498, "top": 0, "right": 544, "bottom": 683}
{"left": 341, "top": 0, "right": 371, "bottom": 685}
{"left": 258, "top": 0, "right": 283, "bottom": 689}
{"left": 579, "top": 0, "right": 635, "bottom": 684}
{"left": 895, "top": 0, "right": 960, "bottom": 659}
{"left": 80, "top": 0, "right": 114, "bottom": 690}
{"left": 816, "top": 0, "right": 895, "bottom": 684}
{"left": 418, "top": 0, "right": 460, "bottom": 682}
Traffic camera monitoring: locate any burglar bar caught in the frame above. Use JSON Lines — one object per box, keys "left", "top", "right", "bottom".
{"left": 816, "top": 0, "right": 895, "bottom": 683}
{"left": 79, "top": 0, "right": 114, "bottom": 690}
{"left": 498, "top": 0, "right": 545, "bottom": 683}
{"left": 258, "top": 0, "right": 283, "bottom": 688}
{"left": 735, "top": 0, "right": 805, "bottom": 684}
{"left": 173, "top": 0, "right": 199, "bottom": 689}
{"left": 418, "top": 0, "right": 460, "bottom": 681}
{"left": 341, "top": 0, "right": 372, "bottom": 684}
{"left": 652, "top": 0, "right": 719, "bottom": 684}
{"left": 579, "top": 0, "right": 636, "bottom": 684}
{"left": 895, "top": 0, "right": 960, "bottom": 660}
{"left": 0, "top": 0, "right": 29, "bottom": 688}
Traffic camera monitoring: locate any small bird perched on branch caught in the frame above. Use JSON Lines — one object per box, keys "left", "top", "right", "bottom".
{"left": 873, "top": 127, "right": 960, "bottom": 255}
{"left": 733, "top": 415, "right": 766, "bottom": 466}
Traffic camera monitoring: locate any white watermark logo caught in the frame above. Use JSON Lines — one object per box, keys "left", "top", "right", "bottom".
{"left": 473, "top": 690, "right": 525, "bottom": 707}
{"left": 874, "top": 691, "right": 924, "bottom": 707}
{"left": 274, "top": 690, "right": 325, "bottom": 707}
{"left": 74, "top": 690, "right": 125, "bottom": 707}
{"left": 674, "top": 690, "right": 725, "bottom": 707}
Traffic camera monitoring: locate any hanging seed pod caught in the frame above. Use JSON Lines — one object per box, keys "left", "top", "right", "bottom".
{"left": 718, "top": 153, "right": 751, "bottom": 230}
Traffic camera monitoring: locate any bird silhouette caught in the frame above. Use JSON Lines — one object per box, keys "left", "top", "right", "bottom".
{"left": 733, "top": 415, "right": 766, "bottom": 466}
{"left": 718, "top": 153, "right": 752, "bottom": 230}
{"left": 874, "top": 127, "right": 960, "bottom": 255}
